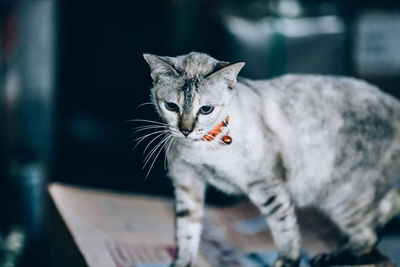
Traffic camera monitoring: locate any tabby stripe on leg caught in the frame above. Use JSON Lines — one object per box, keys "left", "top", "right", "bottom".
{"left": 176, "top": 209, "right": 191, "bottom": 217}
{"left": 267, "top": 203, "right": 283, "bottom": 216}
{"left": 262, "top": 195, "right": 276, "bottom": 207}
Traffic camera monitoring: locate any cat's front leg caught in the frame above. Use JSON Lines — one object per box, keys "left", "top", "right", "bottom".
{"left": 170, "top": 167, "right": 206, "bottom": 267}
{"left": 247, "top": 178, "right": 301, "bottom": 267}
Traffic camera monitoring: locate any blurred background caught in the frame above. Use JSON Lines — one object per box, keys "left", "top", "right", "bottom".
{"left": 1, "top": 0, "right": 400, "bottom": 266}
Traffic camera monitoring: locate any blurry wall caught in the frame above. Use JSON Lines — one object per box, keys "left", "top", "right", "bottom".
{"left": 52, "top": 0, "right": 400, "bottom": 196}
{"left": 1, "top": 0, "right": 56, "bottom": 265}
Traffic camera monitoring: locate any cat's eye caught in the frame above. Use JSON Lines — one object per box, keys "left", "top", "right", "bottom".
{"left": 164, "top": 102, "right": 180, "bottom": 112}
{"left": 199, "top": 105, "right": 214, "bottom": 115}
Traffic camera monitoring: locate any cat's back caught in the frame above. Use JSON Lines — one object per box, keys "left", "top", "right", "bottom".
{"left": 241, "top": 74, "right": 400, "bottom": 206}
{"left": 250, "top": 74, "right": 396, "bottom": 106}
{"left": 251, "top": 74, "right": 400, "bottom": 130}
{"left": 258, "top": 73, "right": 400, "bottom": 151}
{"left": 238, "top": 75, "right": 400, "bottom": 145}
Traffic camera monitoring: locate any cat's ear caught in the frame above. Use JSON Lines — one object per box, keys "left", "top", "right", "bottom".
{"left": 207, "top": 61, "right": 245, "bottom": 88}
{"left": 143, "top": 54, "right": 179, "bottom": 81}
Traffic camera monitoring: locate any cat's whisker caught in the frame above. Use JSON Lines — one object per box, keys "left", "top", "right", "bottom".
{"left": 150, "top": 135, "right": 172, "bottom": 171}
{"left": 142, "top": 136, "right": 171, "bottom": 169}
{"left": 134, "top": 133, "right": 167, "bottom": 153}
{"left": 143, "top": 135, "right": 172, "bottom": 179}
{"left": 134, "top": 125, "right": 167, "bottom": 133}
{"left": 125, "top": 119, "right": 167, "bottom": 126}
{"left": 142, "top": 132, "right": 168, "bottom": 156}
{"left": 169, "top": 128, "right": 180, "bottom": 134}
{"left": 143, "top": 135, "right": 166, "bottom": 164}
{"left": 134, "top": 124, "right": 167, "bottom": 130}
{"left": 143, "top": 130, "right": 169, "bottom": 156}
{"left": 132, "top": 129, "right": 165, "bottom": 139}
{"left": 143, "top": 134, "right": 170, "bottom": 165}
{"left": 164, "top": 137, "right": 175, "bottom": 170}
{"left": 129, "top": 125, "right": 166, "bottom": 139}
{"left": 145, "top": 135, "right": 173, "bottom": 179}
{"left": 132, "top": 130, "right": 168, "bottom": 151}
{"left": 164, "top": 138, "right": 175, "bottom": 169}
{"left": 133, "top": 129, "right": 167, "bottom": 142}
{"left": 136, "top": 102, "right": 154, "bottom": 109}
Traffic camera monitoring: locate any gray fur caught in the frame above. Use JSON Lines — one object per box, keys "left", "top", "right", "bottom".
{"left": 143, "top": 52, "right": 400, "bottom": 267}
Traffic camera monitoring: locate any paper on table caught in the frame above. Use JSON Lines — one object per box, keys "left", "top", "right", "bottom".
{"left": 49, "top": 183, "right": 348, "bottom": 267}
{"left": 49, "top": 183, "right": 211, "bottom": 267}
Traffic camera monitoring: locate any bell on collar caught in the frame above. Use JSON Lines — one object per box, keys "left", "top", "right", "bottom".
{"left": 222, "top": 135, "right": 232, "bottom": 144}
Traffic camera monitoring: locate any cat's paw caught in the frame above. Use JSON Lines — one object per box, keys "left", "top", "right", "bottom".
{"left": 310, "top": 253, "right": 332, "bottom": 267}
{"left": 311, "top": 249, "right": 392, "bottom": 267}
{"left": 273, "top": 257, "right": 300, "bottom": 267}
{"left": 310, "top": 251, "right": 355, "bottom": 267}
{"left": 169, "top": 260, "right": 191, "bottom": 267}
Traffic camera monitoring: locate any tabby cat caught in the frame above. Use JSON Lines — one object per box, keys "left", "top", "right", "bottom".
{"left": 142, "top": 52, "right": 400, "bottom": 267}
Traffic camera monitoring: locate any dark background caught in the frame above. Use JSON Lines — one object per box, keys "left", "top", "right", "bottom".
{"left": 55, "top": 0, "right": 400, "bottom": 193}
{"left": 1, "top": 0, "right": 400, "bottom": 265}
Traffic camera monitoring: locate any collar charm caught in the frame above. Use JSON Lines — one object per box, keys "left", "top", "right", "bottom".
{"left": 222, "top": 135, "right": 232, "bottom": 144}
{"left": 202, "top": 116, "right": 232, "bottom": 145}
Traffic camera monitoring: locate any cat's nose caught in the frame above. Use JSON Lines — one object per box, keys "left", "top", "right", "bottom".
{"left": 180, "top": 128, "right": 192, "bottom": 137}
{"left": 179, "top": 113, "right": 195, "bottom": 137}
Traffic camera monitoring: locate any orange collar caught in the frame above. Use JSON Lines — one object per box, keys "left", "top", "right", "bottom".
{"left": 202, "top": 116, "right": 232, "bottom": 144}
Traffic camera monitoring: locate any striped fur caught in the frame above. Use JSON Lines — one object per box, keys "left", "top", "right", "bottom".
{"left": 144, "top": 52, "right": 400, "bottom": 267}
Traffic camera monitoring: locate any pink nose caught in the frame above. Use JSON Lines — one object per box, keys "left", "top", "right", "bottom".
{"left": 180, "top": 128, "right": 192, "bottom": 137}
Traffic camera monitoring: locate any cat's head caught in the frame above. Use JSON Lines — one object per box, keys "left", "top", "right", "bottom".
{"left": 143, "top": 52, "right": 244, "bottom": 142}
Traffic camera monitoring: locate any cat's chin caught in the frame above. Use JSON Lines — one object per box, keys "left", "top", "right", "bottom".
{"left": 175, "top": 136, "right": 213, "bottom": 147}
{"left": 172, "top": 135, "right": 196, "bottom": 142}
{"left": 171, "top": 133, "right": 204, "bottom": 142}
{"left": 180, "top": 137, "right": 204, "bottom": 143}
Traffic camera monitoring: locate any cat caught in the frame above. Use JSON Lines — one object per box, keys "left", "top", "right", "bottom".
{"left": 142, "top": 52, "right": 400, "bottom": 267}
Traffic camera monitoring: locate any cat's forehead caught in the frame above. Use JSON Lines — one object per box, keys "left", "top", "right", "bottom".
{"left": 154, "top": 53, "right": 226, "bottom": 101}
{"left": 157, "top": 76, "right": 206, "bottom": 97}
{"left": 156, "top": 76, "right": 222, "bottom": 106}
{"left": 173, "top": 52, "right": 218, "bottom": 78}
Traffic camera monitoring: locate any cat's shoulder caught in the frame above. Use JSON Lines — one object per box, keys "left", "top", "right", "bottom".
{"left": 267, "top": 74, "right": 375, "bottom": 91}
{"left": 240, "top": 74, "right": 386, "bottom": 98}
